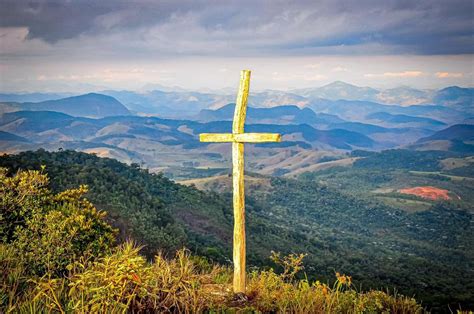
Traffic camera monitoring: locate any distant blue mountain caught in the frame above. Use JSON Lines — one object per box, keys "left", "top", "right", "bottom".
{"left": 0, "top": 92, "right": 73, "bottom": 103}
{"left": 101, "top": 90, "right": 232, "bottom": 117}
{"left": 366, "top": 112, "right": 446, "bottom": 126}
{"left": 307, "top": 99, "right": 465, "bottom": 124}
{"left": 0, "top": 110, "right": 375, "bottom": 150}
{"left": 294, "top": 81, "right": 472, "bottom": 110}
{"left": 190, "top": 120, "right": 374, "bottom": 150}
{"left": 0, "top": 131, "right": 29, "bottom": 142}
{"left": 434, "top": 86, "right": 473, "bottom": 111}
{"left": 5, "top": 93, "right": 131, "bottom": 118}
{"left": 197, "top": 103, "right": 343, "bottom": 125}
{"left": 417, "top": 124, "right": 474, "bottom": 143}
{"left": 293, "top": 81, "right": 379, "bottom": 101}
{"left": 328, "top": 122, "right": 404, "bottom": 135}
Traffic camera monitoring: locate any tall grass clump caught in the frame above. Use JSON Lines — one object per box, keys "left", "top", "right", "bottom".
{"left": 245, "top": 251, "right": 423, "bottom": 313}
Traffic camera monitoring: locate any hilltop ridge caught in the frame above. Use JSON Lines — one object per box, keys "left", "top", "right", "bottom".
{"left": 1, "top": 93, "right": 130, "bottom": 118}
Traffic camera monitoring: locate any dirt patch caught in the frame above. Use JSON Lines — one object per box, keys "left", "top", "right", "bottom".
{"left": 398, "top": 186, "right": 455, "bottom": 201}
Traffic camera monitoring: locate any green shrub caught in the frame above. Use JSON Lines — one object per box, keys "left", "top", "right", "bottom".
{"left": 0, "top": 167, "right": 50, "bottom": 243}
{"left": 1, "top": 168, "right": 116, "bottom": 276}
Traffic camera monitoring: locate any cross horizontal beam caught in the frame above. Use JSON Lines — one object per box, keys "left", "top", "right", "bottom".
{"left": 200, "top": 133, "right": 281, "bottom": 143}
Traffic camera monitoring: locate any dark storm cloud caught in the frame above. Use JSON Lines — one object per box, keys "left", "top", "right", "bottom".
{"left": 1, "top": 0, "right": 473, "bottom": 55}
{"left": 0, "top": 0, "right": 196, "bottom": 42}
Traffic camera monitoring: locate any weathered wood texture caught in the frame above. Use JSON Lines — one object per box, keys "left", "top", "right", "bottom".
{"left": 200, "top": 133, "right": 281, "bottom": 143}
{"left": 232, "top": 140, "right": 245, "bottom": 293}
{"left": 231, "top": 70, "right": 250, "bottom": 294}
{"left": 198, "top": 69, "right": 281, "bottom": 294}
{"left": 234, "top": 133, "right": 281, "bottom": 143}
{"left": 199, "top": 133, "right": 234, "bottom": 142}
{"left": 233, "top": 70, "right": 251, "bottom": 134}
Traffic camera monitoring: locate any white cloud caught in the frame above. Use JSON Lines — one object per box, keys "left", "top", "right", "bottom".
{"left": 331, "top": 66, "right": 348, "bottom": 72}
{"left": 303, "top": 74, "right": 327, "bottom": 81}
{"left": 435, "top": 72, "right": 463, "bottom": 78}
{"left": 364, "top": 71, "right": 424, "bottom": 78}
{"left": 2, "top": 54, "right": 472, "bottom": 92}
{"left": 305, "top": 63, "right": 321, "bottom": 69}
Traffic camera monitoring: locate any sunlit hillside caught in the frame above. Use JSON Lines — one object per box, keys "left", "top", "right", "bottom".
{"left": 1, "top": 167, "right": 424, "bottom": 313}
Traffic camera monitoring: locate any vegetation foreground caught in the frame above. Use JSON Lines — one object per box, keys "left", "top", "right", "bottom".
{"left": 0, "top": 167, "right": 427, "bottom": 313}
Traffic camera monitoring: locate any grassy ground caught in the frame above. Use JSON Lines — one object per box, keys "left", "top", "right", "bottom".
{"left": 409, "top": 170, "right": 474, "bottom": 182}
{"left": 374, "top": 195, "right": 432, "bottom": 213}
{"left": 2, "top": 242, "right": 425, "bottom": 313}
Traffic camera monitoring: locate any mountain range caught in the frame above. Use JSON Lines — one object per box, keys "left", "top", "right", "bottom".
{"left": 4, "top": 81, "right": 469, "bottom": 116}
{"left": 0, "top": 81, "right": 472, "bottom": 176}
{"left": 196, "top": 103, "right": 344, "bottom": 125}
{"left": 292, "top": 81, "right": 473, "bottom": 108}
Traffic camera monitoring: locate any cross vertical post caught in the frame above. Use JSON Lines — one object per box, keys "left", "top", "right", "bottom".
{"left": 199, "top": 70, "right": 281, "bottom": 294}
{"left": 232, "top": 70, "right": 250, "bottom": 293}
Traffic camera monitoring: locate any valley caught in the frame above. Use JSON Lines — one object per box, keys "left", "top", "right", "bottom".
{"left": 1, "top": 149, "right": 472, "bottom": 311}
{"left": 2, "top": 2, "right": 472, "bottom": 311}
{"left": 0, "top": 81, "right": 473, "bottom": 311}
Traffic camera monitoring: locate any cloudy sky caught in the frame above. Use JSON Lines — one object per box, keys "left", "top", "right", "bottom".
{"left": 1, "top": 0, "right": 473, "bottom": 92}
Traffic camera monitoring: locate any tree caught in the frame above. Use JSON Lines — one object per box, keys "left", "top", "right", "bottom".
{"left": 0, "top": 167, "right": 116, "bottom": 276}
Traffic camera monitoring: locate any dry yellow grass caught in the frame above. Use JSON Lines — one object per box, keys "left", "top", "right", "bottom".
{"left": 440, "top": 156, "right": 474, "bottom": 170}
{"left": 2, "top": 243, "right": 425, "bottom": 313}
{"left": 284, "top": 157, "right": 359, "bottom": 177}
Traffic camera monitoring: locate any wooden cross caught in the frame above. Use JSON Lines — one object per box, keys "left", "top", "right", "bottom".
{"left": 199, "top": 70, "right": 281, "bottom": 293}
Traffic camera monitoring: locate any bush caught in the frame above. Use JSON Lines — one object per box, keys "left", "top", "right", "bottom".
{"left": 0, "top": 168, "right": 116, "bottom": 276}
{"left": 0, "top": 167, "right": 50, "bottom": 243}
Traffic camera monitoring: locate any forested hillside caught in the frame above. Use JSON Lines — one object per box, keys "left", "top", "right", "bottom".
{"left": 1, "top": 150, "right": 472, "bottom": 311}
{"left": 0, "top": 149, "right": 232, "bottom": 259}
{"left": 0, "top": 165, "right": 423, "bottom": 312}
